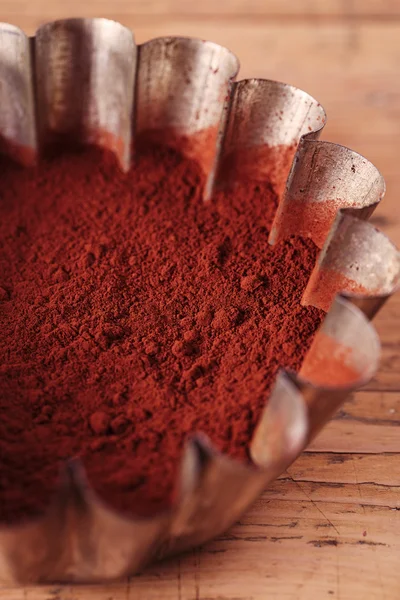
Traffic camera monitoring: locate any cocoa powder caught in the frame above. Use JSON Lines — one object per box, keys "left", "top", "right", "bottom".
{"left": 0, "top": 142, "right": 323, "bottom": 522}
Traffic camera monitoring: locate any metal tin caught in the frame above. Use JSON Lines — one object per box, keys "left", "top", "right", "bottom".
{"left": 0, "top": 18, "right": 398, "bottom": 584}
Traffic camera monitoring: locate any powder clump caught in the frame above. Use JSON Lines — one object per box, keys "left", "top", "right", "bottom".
{"left": 0, "top": 143, "right": 323, "bottom": 522}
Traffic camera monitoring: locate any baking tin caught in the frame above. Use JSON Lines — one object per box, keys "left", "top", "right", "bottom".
{"left": 0, "top": 18, "right": 398, "bottom": 584}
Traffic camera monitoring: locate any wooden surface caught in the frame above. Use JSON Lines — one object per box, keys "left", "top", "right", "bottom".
{"left": 1, "top": 1, "right": 400, "bottom": 598}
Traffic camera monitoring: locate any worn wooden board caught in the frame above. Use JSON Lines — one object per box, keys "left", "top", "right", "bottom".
{"left": 3, "top": 0, "right": 400, "bottom": 19}
{"left": 0, "top": 1, "right": 399, "bottom": 598}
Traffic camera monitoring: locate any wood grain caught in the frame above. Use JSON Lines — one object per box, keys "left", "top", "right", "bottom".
{"left": 3, "top": 0, "right": 400, "bottom": 19}
{"left": 310, "top": 392, "right": 400, "bottom": 453}
{"left": 0, "top": 1, "right": 399, "bottom": 598}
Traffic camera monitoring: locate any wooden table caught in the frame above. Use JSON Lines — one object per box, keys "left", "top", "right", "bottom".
{"left": 2, "top": 1, "right": 400, "bottom": 598}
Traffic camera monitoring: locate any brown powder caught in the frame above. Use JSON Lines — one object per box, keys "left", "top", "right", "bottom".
{"left": 0, "top": 142, "right": 323, "bottom": 522}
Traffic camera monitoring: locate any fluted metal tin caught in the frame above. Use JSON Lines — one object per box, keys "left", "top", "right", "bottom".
{"left": 269, "top": 140, "right": 386, "bottom": 249}
{"left": 0, "top": 18, "right": 398, "bottom": 584}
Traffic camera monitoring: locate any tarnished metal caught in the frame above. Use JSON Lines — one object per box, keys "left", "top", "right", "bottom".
{"left": 0, "top": 23, "right": 36, "bottom": 164}
{"left": 136, "top": 36, "right": 239, "bottom": 195}
{"left": 35, "top": 18, "right": 136, "bottom": 169}
{"left": 217, "top": 79, "right": 326, "bottom": 195}
{"left": 0, "top": 17, "right": 398, "bottom": 585}
{"left": 302, "top": 212, "right": 400, "bottom": 316}
{"left": 269, "top": 139, "right": 386, "bottom": 248}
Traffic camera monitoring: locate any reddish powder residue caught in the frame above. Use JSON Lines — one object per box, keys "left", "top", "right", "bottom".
{"left": 89, "top": 128, "right": 127, "bottom": 169}
{"left": 136, "top": 127, "right": 220, "bottom": 176}
{"left": 299, "top": 332, "right": 361, "bottom": 386}
{"left": 0, "top": 142, "right": 323, "bottom": 522}
{"left": 303, "top": 268, "right": 370, "bottom": 312}
{"left": 218, "top": 143, "right": 297, "bottom": 198}
{"left": 270, "top": 198, "right": 350, "bottom": 250}
{"left": 0, "top": 134, "right": 36, "bottom": 167}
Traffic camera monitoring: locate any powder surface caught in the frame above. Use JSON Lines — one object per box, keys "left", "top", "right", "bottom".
{"left": 0, "top": 143, "right": 323, "bottom": 522}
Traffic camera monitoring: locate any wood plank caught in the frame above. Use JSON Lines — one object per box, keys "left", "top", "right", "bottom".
{"left": 272, "top": 452, "right": 400, "bottom": 508}
{"left": 310, "top": 417, "right": 400, "bottom": 453}
{"left": 310, "top": 391, "right": 400, "bottom": 453}
{"left": 366, "top": 295, "right": 400, "bottom": 392}
{"left": 2, "top": 0, "right": 400, "bottom": 20}
{"left": 264, "top": 476, "right": 400, "bottom": 510}
{"left": 336, "top": 390, "right": 400, "bottom": 424}
{"left": 288, "top": 452, "right": 400, "bottom": 487}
